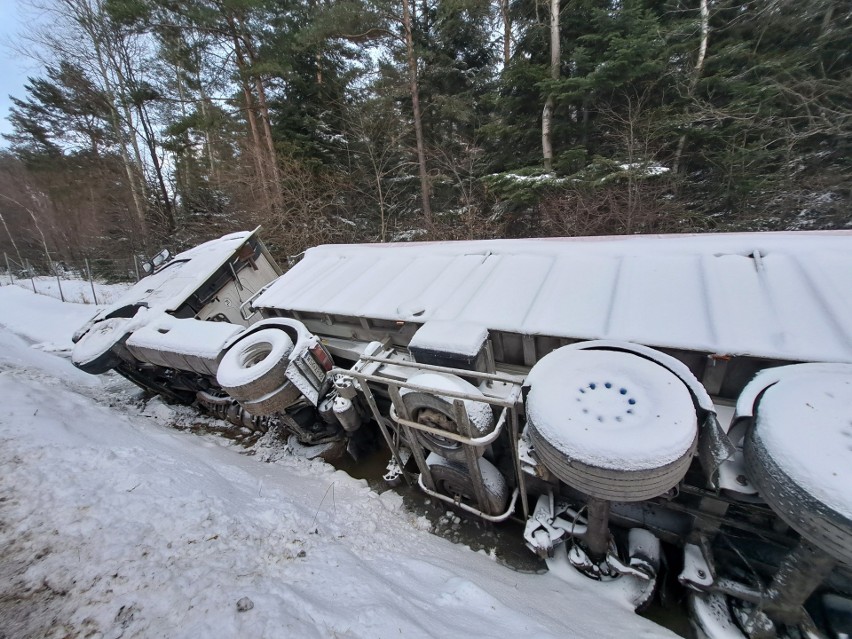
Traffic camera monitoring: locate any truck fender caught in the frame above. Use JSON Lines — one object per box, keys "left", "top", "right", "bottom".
{"left": 728, "top": 361, "right": 852, "bottom": 444}
{"left": 221, "top": 318, "right": 316, "bottom": 357}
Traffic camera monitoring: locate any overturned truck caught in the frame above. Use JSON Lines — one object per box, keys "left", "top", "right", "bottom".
{"left": 72, "top": 229, "right": 852, "bottom": 638}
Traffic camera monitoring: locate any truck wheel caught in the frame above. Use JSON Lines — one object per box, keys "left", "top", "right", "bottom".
{"left": 217, "top": 329, "right": 294, "bottom": 402}
{"left": 426, "top": 452, "right": 508, "bottom": 516}
{"left": 238, "top": 382, "right": 304, "bottom": 417}
{"left": 526, "top": 348, "right": 698, "bottom": 502}
{"left": 71, "top": 317, "right": 130, "bottom": 374}
{"left": 743, "top": 369, "right": 852, "bottom": 566}
{"left": 401, "top": 373, "right": 494, "bottom": 463}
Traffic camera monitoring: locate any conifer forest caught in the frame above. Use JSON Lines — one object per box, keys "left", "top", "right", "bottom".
{"left": 0, "top": 0, "right": 849, "bottom": 269}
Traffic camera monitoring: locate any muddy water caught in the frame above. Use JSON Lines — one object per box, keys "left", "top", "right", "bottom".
{"left": 642, "top": 604, "right": 692, "bottom": 638}
{"left": 335, "top": 445, "right": 547, "bottom": 573}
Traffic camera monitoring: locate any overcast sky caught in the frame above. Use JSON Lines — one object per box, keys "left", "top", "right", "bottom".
{"left": 0, "top": 1, "right": 39, "bottom": 142}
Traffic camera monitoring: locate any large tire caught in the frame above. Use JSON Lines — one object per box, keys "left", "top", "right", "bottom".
{"left": 525, "top": 348, "right": 698, "bottom": 502}
{"left": 426, "top": 452, "right": 509, "bottom": 516}
{"left": 401, "top": 373, "right": 494, "bottom": 463}
{"left": 217, "top": 329, "right": 294, "bottom": 402}
{"left": 743, "top": 369, "right": 852, "bottom": 566}
{"left": 71, "top": 317, "right": 131, "bottom": 374}
{"left": 238, "top": 383, "right": 304, "bottom": 417}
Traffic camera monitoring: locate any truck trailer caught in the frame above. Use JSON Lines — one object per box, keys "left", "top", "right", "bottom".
{"left": 71, "top": 229, "right": 852, "bottom": 638}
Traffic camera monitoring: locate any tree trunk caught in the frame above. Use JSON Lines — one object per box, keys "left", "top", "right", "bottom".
{"left": 89, "top": 38, "right": 147, "bottom": 233}
{"left": 229, "top": 28, "right": 272, "bottom": 206}
{"left": 542, "top": 0, "right": 560, "bottom": 171}
{"left": 59, "top": 0, "right": 148, "bottom": 236}
{"left": 135, "top": 101, "right": 175, "bottom": 232}
{"left": 542, "top": 96, "right": 554, "bottom": 172}
{"left": 104, "top": 46, "right": 149, "bottom": 199}
{"left": 108, "top": 34, "right": 175, "bottom": 235}
{"left": 174, "top": 64, "right": 192, "bottom": 199}
{"left": 673, "top": 0, "right": 709, "bottom": 176}
{"left": 233, "top": 16, "right": 283, "bottom": 208}
{"left": 198, "top": 91, "right": 218, "bottom": 184}
{"left": 252, "top": 75, "right": 278, "bottom": 171}
{"left": 238, "top": 29, "right": 279, "bottom": 169}
{"left": 402, "top": 0, "right": 432, "bottom": 224}
{"left": 501, "top": 0, "right": 511, "bottom": 67}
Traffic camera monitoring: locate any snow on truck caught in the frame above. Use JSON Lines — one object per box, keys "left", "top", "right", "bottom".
{"left": 71, "top": 229, "right": 852, "bottom": 638}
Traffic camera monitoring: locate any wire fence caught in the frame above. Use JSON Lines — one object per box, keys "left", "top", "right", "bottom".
{"left": 1, "top": 252, "right": 139, "bottom": 305}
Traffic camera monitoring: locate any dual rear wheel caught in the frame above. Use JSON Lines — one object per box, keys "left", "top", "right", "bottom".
{"left": 400, "top": 372, "right": 508, "bottom": 516}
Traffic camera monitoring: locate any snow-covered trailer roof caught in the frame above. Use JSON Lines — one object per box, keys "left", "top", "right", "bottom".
{"left": 254, "top": 232, "right": 852, "bottom": 364}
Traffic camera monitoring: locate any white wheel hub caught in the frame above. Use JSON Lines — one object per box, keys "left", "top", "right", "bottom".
{"left": 527, "top": 349, "right": 697, "bottom": 472}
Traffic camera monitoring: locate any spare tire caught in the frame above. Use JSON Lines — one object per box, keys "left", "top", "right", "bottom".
{"left": 217, "top": 329, "right": 295, "bottom": 402}
{"left": 526, "top": 348, "right": 698, "bottom": 502}
{"left": 743, "top": 368, "right": 852, "bottom": 566}
{"left": 400, "top": 373, "right": 494, "bottom": 462}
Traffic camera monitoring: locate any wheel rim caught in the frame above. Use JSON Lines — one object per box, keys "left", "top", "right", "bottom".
{"left": 415, "top": 407, "right": 463, "bottom": 455}
{"left": 426, "top": 453, "right": 509, "bottom": 516}
{"left": 435, "top": 476, "right": 475, "bottom": 503}
{"left": 239, "top": 341, "right": 274, "bottom": 369}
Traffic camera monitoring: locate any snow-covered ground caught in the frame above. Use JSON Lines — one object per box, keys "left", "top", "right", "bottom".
{"left": 0, "top": 285, "right": 675, "bottom": 638}
{"left": 1, "top": 275, "right": 133, "bottom": 305}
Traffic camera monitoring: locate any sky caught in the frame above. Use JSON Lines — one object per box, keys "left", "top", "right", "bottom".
{"left": 0, "top": 0, "right": 37, "bottom": 141}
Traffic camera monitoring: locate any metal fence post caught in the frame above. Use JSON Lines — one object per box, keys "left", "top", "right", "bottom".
{"left": 54, "top": 267, "right": 65, "bottom": 302}
{"left": 133, "top": 254, "right": 140, "bottom": 281}
{"left": 85, "top": 257, "right": 98, "bottom": 305}
{"left": 25, "top": 259, "right": 36, "bottom": 293}
{"left": 3, "top": 252, "right": 11, "bottom": 285}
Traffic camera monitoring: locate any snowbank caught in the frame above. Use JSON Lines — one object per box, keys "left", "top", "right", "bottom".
{"left": 0, "top": 284, "right": 102, "bottom": 352}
